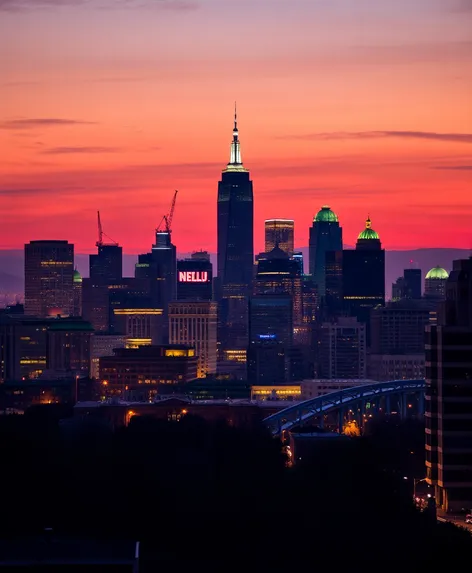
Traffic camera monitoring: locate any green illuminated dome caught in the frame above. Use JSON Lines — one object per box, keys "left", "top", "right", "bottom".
{"left": 73, "top": 269, "right": 82, "bottom": 284}
{"left": 425, "top": 266, "right": 449, "bottom": 280}
{"left": 358, "top": 217, "right": 380, "bottom": 240}
{"left": 314, "top": 205, "right": 338, "bottom": 223}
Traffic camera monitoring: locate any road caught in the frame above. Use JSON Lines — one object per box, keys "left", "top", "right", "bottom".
{"left": 437, "top": 511, "right": 472, "bottom": 533}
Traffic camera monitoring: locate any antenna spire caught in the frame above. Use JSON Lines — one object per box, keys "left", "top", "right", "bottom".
{"left": 227, "top": 102, "right": 244, "bottom": 170}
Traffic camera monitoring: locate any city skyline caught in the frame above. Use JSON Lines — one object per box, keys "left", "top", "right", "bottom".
{"left": 1, "top": 0, "right": 471, "bottom": 253}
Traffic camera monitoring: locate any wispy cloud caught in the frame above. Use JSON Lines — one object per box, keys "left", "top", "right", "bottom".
{"left": 0, "top": 118, "right": 96, "bottom": 130}
{"left": 278, "top": 131, "right": 472, "bottom": 144}
{"left": 41, "top": 146, "right": 121, "bottom": 155}
{"left": 0, "top": 0, "right": 198, "bottom": 11}
{"left": 432, "top": 165, "right": 472, "bottom": 170}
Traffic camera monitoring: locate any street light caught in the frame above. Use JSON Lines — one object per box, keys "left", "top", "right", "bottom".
{"left": 413, "top": 477, "right": 428, "bottom": 506}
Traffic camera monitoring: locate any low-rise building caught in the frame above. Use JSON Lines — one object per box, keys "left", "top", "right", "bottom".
{"left": 99, "top": 345, "right": 198, "bottom": 401}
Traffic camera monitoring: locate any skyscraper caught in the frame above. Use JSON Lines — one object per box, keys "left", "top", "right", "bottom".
{"left": 342, "top": 216, "right": 385, "bottom": 340}
{"left": 217, "top": 107, "right": 254, "bottom": 292}
{"left": 177, "top": 256, "right": 213, "bottom": 300}
{"left": 318, "top": 317, "right": 366, "bottom": 379}
{"left": 265, "top": 219, "right": 294, "bottom": 255}
{"left": 216, "top": 107, "right": 254, "bottom": 373}
{"left": 24, "top": 240, "right": 74, "bottom": 318}
{"left": 426, "top": 257, "right": 472, "bottom": 512}
{"left": 308, "top": 206, "right": 342, "bottom": 300}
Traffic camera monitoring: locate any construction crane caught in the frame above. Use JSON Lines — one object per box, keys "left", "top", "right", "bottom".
{"left": 96, "top": 211, "right": 118, "bottom": 247}
{"left": 156, "top": 190, "right": 178, "bottom": 235}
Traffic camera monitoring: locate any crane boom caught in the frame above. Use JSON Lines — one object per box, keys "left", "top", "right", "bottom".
{"left": 166, "top": 190, "right": 178, "bottom": 233}
{"left": 96, "top": 211, "right": 103, "bottom": 247}
{"left": 156, "top": 190, "right": 179, "bottom": 234}
{"left": 96, "top": 210, "right": 118, "bottom": 247}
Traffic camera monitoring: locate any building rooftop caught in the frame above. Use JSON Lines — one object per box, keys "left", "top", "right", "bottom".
{"left": 425, "top": 266, "right": 449, "bottom": 280}
{"left": 314, "top": 205, "right": 338, "bottom": 223}
{"left": 357, "top": 216, "right": 380, "bottom": 240}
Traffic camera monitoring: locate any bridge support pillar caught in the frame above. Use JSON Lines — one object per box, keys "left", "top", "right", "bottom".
{"left": 386, "top": 395, "right": 391, "bottom": 415}
{"left": 319, "top": 403, "right": 324, "bottom": 429}
{"left": 338, "top": 408, "right": 345, "bottom": 434}
{"left": 359, "top": 400, "right": 365, "bottom": 430}
{"left": 400, "top": 394, "right": 407, "bottom": 419}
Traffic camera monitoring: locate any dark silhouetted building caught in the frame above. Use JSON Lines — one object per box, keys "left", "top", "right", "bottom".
{"left": 425, "top": 265, "right": 449, "bottom": 299}
{"left": 426, "top": 257, "right": 472, "bottom": 512}
{"left": 392, "top": 268, "right": 422, "bottom": 301}
{"left": 90, "top": 244, "right": 123, "bottom": 284}
{"left": 0, "top": 315, "right": 93, "bottom": 382}
{"left": 265, "top": 219, "right": 294, "bottom": 255}
{"left": 342, "top": 216, "right": 385, "bottom": 342}
{"left": 47, "top": 318, "right": 93, "bottom": 374}
{"left": 369, "top": 299, "right": 430, "bottom": 381}
{"left": 100, "top": 345, "right": 198, "bottom": 401}
{"left": 169, "top": 301, "right": 218, "bottom": 378}
{"left": 318, "top": 317, "right": 366, "bottom": 379}
{"left": 247, "top": 340, "right": 286, "bottom": 384}
{"left": 308, "top": 206, "right": 342, "bottom": 300}
{"left": 216, "top": 109, "right": 254, "bottom": 374}
{"left": 254, "top": 247, "right": 303, "bottom": 327}
{"left": 177, "top": 256, "right": 212, "bottom": 300}
{"left": 135, "top": 228, "right": 177, "bottom": 343}
{"left": 24, "top": 240, "right": 74, "bottom": 317}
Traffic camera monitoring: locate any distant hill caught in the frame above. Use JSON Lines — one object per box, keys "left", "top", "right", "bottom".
{"left": 0, "top": 248, "right": 469, "bottom": 300}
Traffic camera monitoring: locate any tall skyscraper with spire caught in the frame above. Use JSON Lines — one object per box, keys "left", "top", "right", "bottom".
{"left": 216, "top": 106, "right": 254, "bottom": 376}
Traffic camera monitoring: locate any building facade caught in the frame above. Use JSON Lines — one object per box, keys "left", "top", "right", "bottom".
{"left": 425, "top": 257, "right": 472, "bottom": 512}
{"left": 264, "top": 219, "right": 294, "bottom": 255}
{"left": 308, "top": 206, "right": 342, "bottom": 300}
{"left": 99, "top": 345, "right": 198, "bottom": 401}
{"left": 24, "top": 240, "right": 74, "bottom": 318}
{"left": 216, "top": 109, "right": 254, "bottom": 375}
{"left": 169, "top": 301, "right": 218, "bottom": 378}
{"left": 176, "top": 257, "right": 213, "bottom": 300}
{"left": 90, "top": 333, "right": 127, "bottom": 380}
{"left": 318, "top": 317, "right": 366, "bottom": 379}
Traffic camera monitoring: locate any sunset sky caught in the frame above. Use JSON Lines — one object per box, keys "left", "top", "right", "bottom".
{"left": 1, "top": 0, "right": 471, "bottom": 255}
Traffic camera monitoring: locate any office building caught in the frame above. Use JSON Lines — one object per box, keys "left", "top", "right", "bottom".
{"left": 249, "top": 294, "right": 293, "bottom": 347}
{"left": 292, "top": 251, "right": 304, "bottom": 276}
{"left": 368, "top": 299, "right": 430, "bottom": 380}
{"left": 90, "top": 245, "right": 122, "bottom": 284}
{"left": 308, "top": 206, "right": 342, "bottom": 299}
{"left": 0, "top": 315, "right": 49, "bottom": 381}
{"left": 47, "top": 318, "right": 93, "bottom": 374}
{"left": 265, "top": 219, "right": 294, "bottom": 255}
{"left": 425, "top": 266, "right": 449, "bottom": 299}
{"left": 112, "top": 307, "right": 164, "bottom": 347}
{"left": 24, "top": 240, "right": 74, "bottom": 318}
{"left": 318, "top": 317, "right": 366, "bottom": 379}
{"left": 90, "top": 333, "right": 127, "bottom": 379}
{"left": 0, "top": 315, "right": 92, "bottom": 382}
{"left": 426, "top": 257, "right": 472, "bottom": 512}
{"left": 99, "top": 345, "right": 198, "bottom": 401}
{"left": 169, "top": 301, "right": 218, "bottom": 378}
{"left": 254, "top": 247, "right": 303, "bottom": 326}
{"left": 177, "top": 257, "right": 213, "bottom": 300}
{"left": 342, "top": 216, "right": 385, "bottom": 341}
{"left": 247, "top": 340, "right": 286, "bottom": 384}
{"left": 216, "top": 109, "right": 254, "bottom": 374}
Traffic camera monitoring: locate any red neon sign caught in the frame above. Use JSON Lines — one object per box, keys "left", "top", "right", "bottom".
{"left": 178, "top": 271, "right": 209, "bottom": 283}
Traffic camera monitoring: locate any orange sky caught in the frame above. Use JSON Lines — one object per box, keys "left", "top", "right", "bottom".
{"left": 1, "top": 0, "right": 471, "bottom": 254}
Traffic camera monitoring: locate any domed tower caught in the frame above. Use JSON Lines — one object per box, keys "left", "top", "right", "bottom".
{"left": 425, "top": 266, "right": 449, "bottom": 299}
{"left": 73, "top": 268, "right": 82, "bottom": 316}
{"left": 308, "top": 205, "right": 343, "bottom": 299}
{"left": 356, "top": 216, "right": 381, "bottom": 250}
{"left": 341, "top": 214, "right": 385, "bottom": 344}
